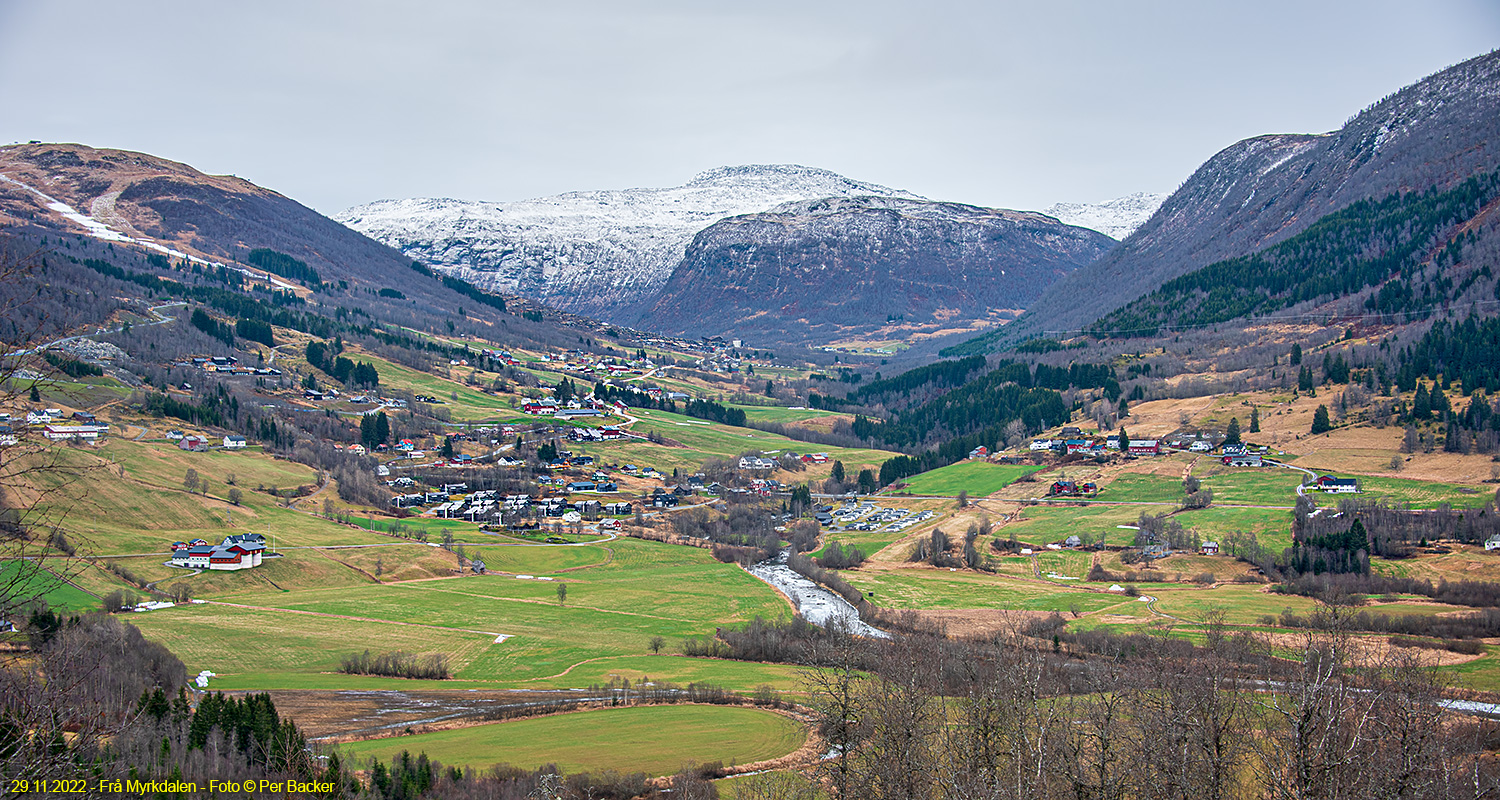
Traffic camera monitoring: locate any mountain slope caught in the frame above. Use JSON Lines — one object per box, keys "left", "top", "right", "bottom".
{"left": 1043, "top": 192, "right": 1167, "bottom": 240}
{"left": 636, "top": 196, "right": 1114, "bottom": 345}
{"left": 965, "top": 48, "right": 1500, "bottom": 351}
{"left": 0, "top": 143, "right": 616, "bottom": 357}
{"left": 336, "top": 165, "right": 920, "bottom": 320}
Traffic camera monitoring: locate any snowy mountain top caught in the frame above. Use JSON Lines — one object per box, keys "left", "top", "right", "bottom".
{"left": 337, "top": 164, "right": 921, "bottom": 233}
{"left": 1043, "top": 192, "right": 1169, "bottom": 240}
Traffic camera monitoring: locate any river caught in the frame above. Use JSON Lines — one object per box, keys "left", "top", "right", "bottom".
{"left": 744, "top": 551, "right": 889, "bottom": 638}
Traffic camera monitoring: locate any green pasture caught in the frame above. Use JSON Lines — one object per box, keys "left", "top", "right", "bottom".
{"left": 896, "top": 461, "right": 1041, "bottom": 497}
{"left": 1004, "top": 504, "right": 1144, "bottom": 547}
{"left": 335, "top": 705, "right": 806, "bottom": 776}
{"left": 22, "top": 438, "right": 397, "bottom": 557}
{"left": 130, "top": 537, "right": 790, "bottom": 686}
{"left": 1096, "top": 474, "right": 1186, "bottom": 503}
{"left": 0, "top": 559, "right": 99, "bottom": 612}
{"left": 1174, "top": 506, "right": 1295, "bottom": 553}
{"left": 1195, "top": 467, "right": 1303, "bottom": 506}
{"left": 1342, "top": 475, "right": 1495, "bottom": 510}
{"left": 841, "top": 569, "right": 1127, "bottom": 613}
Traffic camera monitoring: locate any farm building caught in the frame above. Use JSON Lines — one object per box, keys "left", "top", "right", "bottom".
{"left": 169, "top": 534, "right": 265, "bottom": 571}
{"left": 1201, "top": 541, "right": 1220, "bottom": 555}
{"left": 1486, "top": 534, "right": 1500, "bottom": 552}
{"left": 522, "top": 399, "right": 559, "bottom": 415}
{"left": 1222, "top": 453, "right": 1263, "bottom": 467}
{"left": 1049, "top": 480, "right": 1097, "bottom": 497}
{"left": 43, "top": 424, "right": 105, "bottom": 441}
{"left": 968, "top": 445, "right": 988, "bottom": 459}
{"left": 1127, "top": 440, "right": 1161, "bottom": 456}
{"left": 178, "top": 435, "right": 210, "bottom": 452}
{"left": 1315, "top": 475, "right": 1359, "bottom": 493}
{"left": 223, "top": 435, "right": 247, "bottom": 449}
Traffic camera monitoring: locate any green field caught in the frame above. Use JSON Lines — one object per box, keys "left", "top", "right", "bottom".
{"left": 336, "top": 705, "right": 806, "bottom": 776}
{"left": 128, "top": 536, "right": 793, "bottom": 686}
{"left": 1195, "top": 467, "right": 1303, "bottom": 506}
{"left": 840, "top": 568, "right": 1128, "bottom": 613}
{"left": 0, "top": 559, "right": 99, "bottom": 612}
{"left": 1097, "top": 474, "right": 1187, "bottom": 503}
{"left": 896, "top": 461, "right": 1042, "bottom": 497}
{"left": 1343, "top": 475, "right": 1495, "bottom": 510}
{"left": 1003, "top": 504, "right": 1144, "bottom": 547}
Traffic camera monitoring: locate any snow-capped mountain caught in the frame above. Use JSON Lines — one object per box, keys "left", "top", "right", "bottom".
{"left": 336, "top": 165, "right": 922, "bottom": 320}
{"left": 1043, "top": 192, "right": 1168, "bottom": 241}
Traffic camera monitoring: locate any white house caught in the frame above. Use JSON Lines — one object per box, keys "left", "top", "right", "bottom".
{"left": 223, "top": 435, "right": 247, "bottom": 449}
{"left": 1485, "top": 534, "right": 1500, "bottom": 552}
{"left": 42, "top": 424, "right": 104, "bottom": 441}
{"left": 169, "top": 534, "right": 264, "bottom": 571}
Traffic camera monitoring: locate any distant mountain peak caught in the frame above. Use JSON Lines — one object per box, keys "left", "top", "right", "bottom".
{"left": 1043, "top": 192, "right": 1169, "bottom": 240}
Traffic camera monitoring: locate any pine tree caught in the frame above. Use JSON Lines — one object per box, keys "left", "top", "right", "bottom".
{"left": 375, "top": 411, "right": 390, "bottom": 445}
{"left": 1118, "top": 426, "right": 1130, "bottom": 452}
{"left": 1311, "top": 404, "right": 1332, "bottom": 434}
{"left": 1290, "top": 343, "right": 1303, "bottom": 365}
{"left": 1249, "top": 407, "right": 1260, "bottom": 433}
{"left": 1225, "top": 417, "right": 1241, "bottom": 445}
{"left": 1412, "top": 383, "right": 1431, "bottom": 420}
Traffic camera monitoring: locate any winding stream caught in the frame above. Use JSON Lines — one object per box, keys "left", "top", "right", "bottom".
{"left": 745, "top": 551, "right": 889, "bottom": 639}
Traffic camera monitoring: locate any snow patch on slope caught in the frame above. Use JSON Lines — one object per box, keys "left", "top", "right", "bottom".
{"left": 0, "top": 172, "right": 296, "bottom": 290}
{"left": 1043, "top": 192, "right": 1169, "bottom": 241}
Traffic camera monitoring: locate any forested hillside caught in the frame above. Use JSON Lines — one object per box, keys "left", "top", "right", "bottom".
{"left": 1089, "top": 170, "right": 1500, "bottom": 336}
{"left": 953, "top": 48, "right": 1500, "bottom": 353}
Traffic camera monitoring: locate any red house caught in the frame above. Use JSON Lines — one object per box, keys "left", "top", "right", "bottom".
{"left": 1127, "top": 440, "right": 1160, "bottom": 456}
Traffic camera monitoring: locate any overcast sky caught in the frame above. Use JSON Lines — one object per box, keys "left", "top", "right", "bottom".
{"left": 1, "top": 1, "right": 1496, "bottom": 215}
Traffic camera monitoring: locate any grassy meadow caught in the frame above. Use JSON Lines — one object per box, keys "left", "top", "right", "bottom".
{"left": 335, "top": 705, "right": 807, "bottom": 776}
{"left": 895, "top": 461, "right": 1042, "bottom": 497}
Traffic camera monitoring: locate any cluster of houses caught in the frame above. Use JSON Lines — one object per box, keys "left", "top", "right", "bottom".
{"left": 1030, "top": 436, "right": 1162, "bottom": 457}
{"left": 173, "top": 355, "right": 282, "bottom": 377}
{"left": 2, "top": 410, "right": 110, "bottom": 445}
{"left": 169, "top": 430, "right": 247, "bottom": 451}
{"left": 1048, "top": 480, "right": 1099, "bottom": 497}
{"left": 169, "top": 533, "right": 266, "bottom": 571}
{"left": 393, "top": 484, "right": 642, "bottom": 522}
{"left": 1221, "top": 444, "right": 1263, "bottom": 467}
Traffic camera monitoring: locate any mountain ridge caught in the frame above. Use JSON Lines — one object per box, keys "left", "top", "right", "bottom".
{"left": 636, "top": 195, "right": 1114, "bottom": 345}
{"left": 964, "top": 48, "right": 1500, "bottom": 352}
{"left": 336, "top": 164, "right": 921, "bottom": 321}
